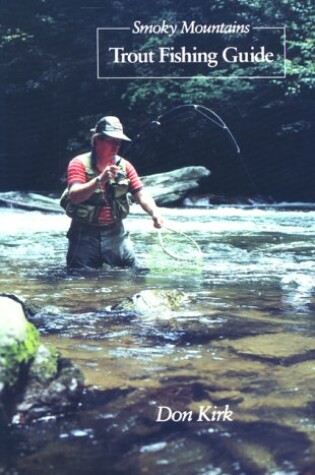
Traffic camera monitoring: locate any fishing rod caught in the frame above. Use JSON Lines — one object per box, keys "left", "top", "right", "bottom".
{"left": 156, "top": 104, "right": 241, "bottom": 154}
{"left": 126, "top": 103, "right": 263, "bottom": 201}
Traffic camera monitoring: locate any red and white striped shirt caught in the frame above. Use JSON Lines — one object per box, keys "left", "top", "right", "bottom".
{"left": 67, "top": 155, "right": 143, "bottom": 225}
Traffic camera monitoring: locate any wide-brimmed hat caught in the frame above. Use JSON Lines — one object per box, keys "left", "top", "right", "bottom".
{"left": 90, "top": 116, "right": 131, "bottom": 141}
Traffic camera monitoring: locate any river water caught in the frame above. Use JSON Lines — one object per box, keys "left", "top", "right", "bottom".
{"left": 0, "top": 205, "right": 314, "bottom": 475}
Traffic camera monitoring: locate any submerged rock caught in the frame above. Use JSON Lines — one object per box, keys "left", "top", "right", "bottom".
{"left": 216, "top": 332, "right": 315, "bottom": 365}
{"left": 0, "top": 294, "right": 84, "bottom": 425}
{"left": 111, "top": 289, "right": 189, "bottom": 315}
{"left": 15, "top": 352, "right": 84, "bottom": 423}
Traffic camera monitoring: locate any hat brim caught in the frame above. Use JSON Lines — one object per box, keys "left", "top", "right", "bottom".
{"left": 90, "top": 129, "right": 131, "bottom": 141}
{"left": 104, "top": 131, "right": 131, "bottom": 141}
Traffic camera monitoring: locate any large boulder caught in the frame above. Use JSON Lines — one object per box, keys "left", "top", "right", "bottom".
{"left": 0, "top": 294, "right": 84, "bottom": 425}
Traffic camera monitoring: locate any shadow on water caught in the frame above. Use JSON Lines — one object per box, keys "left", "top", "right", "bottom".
{"left": 0, "top": 208, "right": 315, "bottom": 474}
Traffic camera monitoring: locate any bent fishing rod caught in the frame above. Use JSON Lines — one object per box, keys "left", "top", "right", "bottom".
{"left": 126, "top": 103, "right": 263, "bottom": 201}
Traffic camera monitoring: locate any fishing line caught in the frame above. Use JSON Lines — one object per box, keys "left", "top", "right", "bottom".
{"left": 194, "top": 105, "right": 241, "bottom": 154}
{"left": 156, "top": 104, "right": 240, "bottom": 154}
{"left": 194, "top": 105, "right": 262, "bottom": 199}
{"left": 194, "top": 107, "right": 226, "bottom": 128}
{"left": 126, "top": 103, "right": 263, "bottom": 200}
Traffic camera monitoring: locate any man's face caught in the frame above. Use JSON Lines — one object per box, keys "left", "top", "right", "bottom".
{"left": 97, "top": 135, "right": 122, "bottom": 156}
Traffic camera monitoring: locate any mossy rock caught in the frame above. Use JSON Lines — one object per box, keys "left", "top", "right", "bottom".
{"left": 0, "top": 296, "right": 40, "bottom": 389}
{"left": 29, "top": 344, "right": 59, "bottom": 383}
{"left": 0, "top": 295, "right": 84, "bottom": 424}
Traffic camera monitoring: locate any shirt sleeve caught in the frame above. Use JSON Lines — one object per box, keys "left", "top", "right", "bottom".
{"left": 125, "top": 160, "right": 143, "bottom": 194}
{"left": 67, "top": 157, "right": 86, "bottom": 186}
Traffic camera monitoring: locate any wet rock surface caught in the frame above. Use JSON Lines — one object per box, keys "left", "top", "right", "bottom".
{"left": 110, "top": 289, "right": 190, "bottom": 314}
{"left": 1, "top": 199, "right": 315, "bottom": 474}
{"left": 0, "top": 295, "right": 39, "bottom": 388}
{"left": 213, "top": 332, "right": 315, "bottom": 365}
{"left": 1, "top": 281, "right": 315, "bottom": 473}
{"left": 0, "top": 294, "right": 84, "bottom": 425}
{"left": 2, "top": 381, "right": 314, "bottom": 475}
{"left": 10, "top": 288, "right": 314, "bottom": 474}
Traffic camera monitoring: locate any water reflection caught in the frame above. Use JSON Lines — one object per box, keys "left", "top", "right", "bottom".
{"left": 0, "top": 206, "right": 315, "bottom": 474}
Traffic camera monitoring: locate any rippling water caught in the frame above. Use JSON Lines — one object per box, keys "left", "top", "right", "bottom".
{"left": 1, "top": 206, "right": 314, "bottom": 475}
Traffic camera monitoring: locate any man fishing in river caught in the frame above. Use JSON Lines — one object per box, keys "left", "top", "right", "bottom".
{"left": 61, "top": 116, "right": 163, "bottom": 270}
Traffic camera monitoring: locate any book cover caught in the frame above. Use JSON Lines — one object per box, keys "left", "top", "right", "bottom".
{"left": 0, "top": 1, "right": 314, "bottom": 474}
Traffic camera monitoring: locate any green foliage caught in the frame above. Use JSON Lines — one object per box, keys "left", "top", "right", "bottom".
{"left": 1, "top": 0, "right": 313, "bottom": 105}
{"left": 0, "top": 0, "right": 313, "bottom": 199}
{"left": 123, "top": 0, "right": 314, "bottom": 116}
{"left": 0, "top": 28, "right": 33, "bottom": 47}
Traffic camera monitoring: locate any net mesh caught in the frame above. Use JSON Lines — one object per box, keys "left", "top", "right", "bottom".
{"left": 158, "top": 227, "right": 202, "bottom": 261}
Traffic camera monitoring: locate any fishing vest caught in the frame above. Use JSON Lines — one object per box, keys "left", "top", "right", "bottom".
{"left": 60, "top": 153, "right": 131, "bottom": 224}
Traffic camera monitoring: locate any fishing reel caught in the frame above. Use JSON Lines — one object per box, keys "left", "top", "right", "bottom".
{"left": 115, "top": 170, "right": 127, "bottom": 183}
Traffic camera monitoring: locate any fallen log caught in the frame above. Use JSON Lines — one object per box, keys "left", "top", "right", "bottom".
{"left": 0, "top": 192, "right": 62, "bottom": 213}
{"left": 141, "top": 166, "right": 210, "bottom": 205}
{"left": 0, "top": 166, "right": 210, "bottom": 212}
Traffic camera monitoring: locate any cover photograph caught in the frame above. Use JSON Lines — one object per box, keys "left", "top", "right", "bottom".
{"left": 0, "top": 1, "right": 314, "bottom": 474}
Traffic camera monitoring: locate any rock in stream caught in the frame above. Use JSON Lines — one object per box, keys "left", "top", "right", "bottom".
{"left": 0, "top": 294, "right": 84, "bottom": 425}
